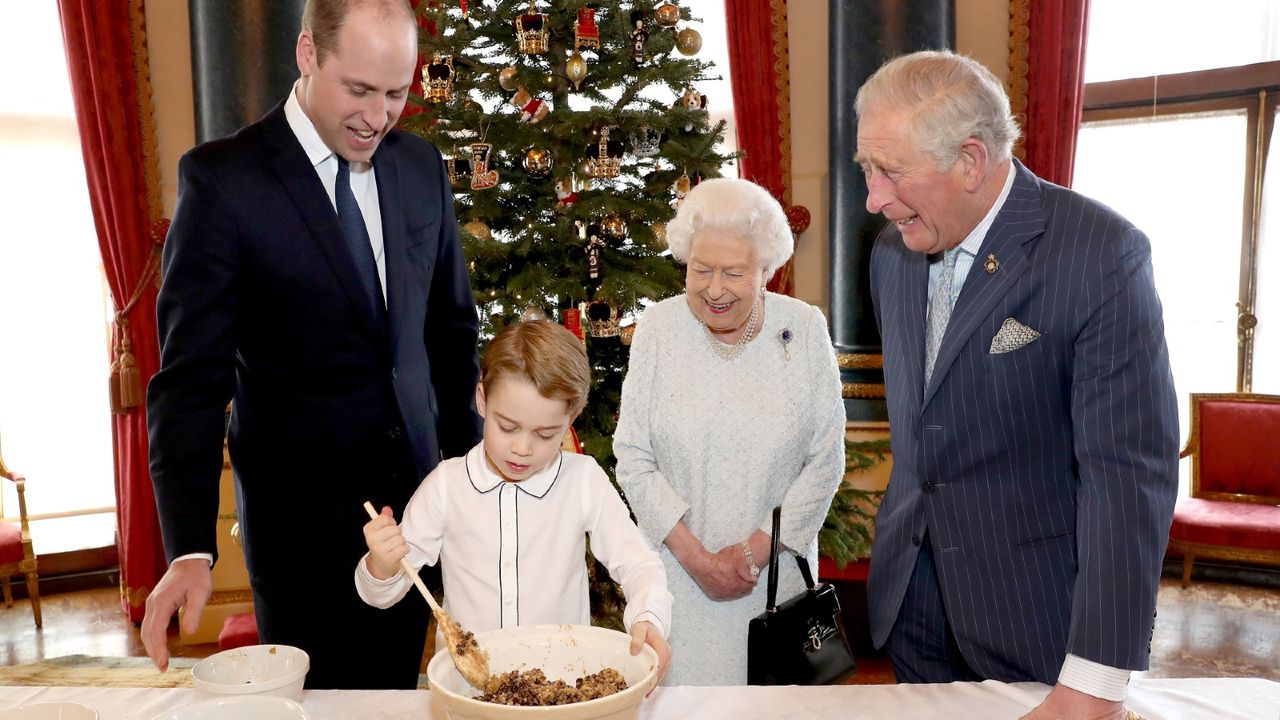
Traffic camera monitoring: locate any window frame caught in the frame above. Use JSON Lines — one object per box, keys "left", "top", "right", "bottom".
{"left": 1082, "top": 59, "right": 1280, "bottom": 391}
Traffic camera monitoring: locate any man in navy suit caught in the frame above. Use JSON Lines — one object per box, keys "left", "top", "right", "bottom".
{"left": 141, "top": 0, "right": 481, "bottom": 689}
{"left": 857, "top": 51, "right": 1178, "bottom": 719}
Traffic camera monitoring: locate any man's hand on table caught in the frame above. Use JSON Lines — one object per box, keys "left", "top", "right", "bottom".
{"left": 141, "top": 558, "right": 214, "bottom": 672}
{"left": 1020, "top": 683, "right": 1131, "bottom": 720}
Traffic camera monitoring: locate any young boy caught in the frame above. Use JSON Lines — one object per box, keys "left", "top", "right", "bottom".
{"left": 355, "top": 320, "right": 673, "bottom": 680}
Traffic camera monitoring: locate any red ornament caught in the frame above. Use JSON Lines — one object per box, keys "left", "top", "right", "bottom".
{"left": 563, "top": 306, "right": 584, "bottom": 341}
{"left": 785, "top": 204, "right": 811, "bottom": 234}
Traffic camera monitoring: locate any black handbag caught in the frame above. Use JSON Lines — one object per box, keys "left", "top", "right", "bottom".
{"left": 747, "top": 506, "right": 857, "bottom": 685}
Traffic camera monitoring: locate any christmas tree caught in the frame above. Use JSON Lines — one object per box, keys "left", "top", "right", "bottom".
{"left": 404, "top": 0, "right": 733, "bottom": 469}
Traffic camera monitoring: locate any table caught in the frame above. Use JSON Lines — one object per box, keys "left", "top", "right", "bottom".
{"left": 2, "top": 678, "right": 1277, "bottom": 719}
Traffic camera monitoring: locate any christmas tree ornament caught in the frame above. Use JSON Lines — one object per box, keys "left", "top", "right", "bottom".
{"left": 672, "top": 171, "right": 692, "bottom": 208}
{"left": 675, "top": 27, "right": 702, "bottom": 56}
{"left": 523, "top": 146, "right": 553, "bottom": 177}
{"left": 563, "top": 303, "right": 585, "bottom": 342}
{"left": 649, "top": 222, "right": 669, "bottom": 251}
{"left": 587, "top": 300, "right": 621, "bottom": 338}
{"left": 514, "top": 2, "right": 549, "bottom": 54}
{"left": 629, "top": 11, "right": 649, "bottom": 64}
{"left": 620, "top": 323, "right": 636, "bottom": 345}
{"left": 520, "top": 305, "right": 549, "bottom": 322}
{"left": 631, "top": 126, "right": 662, "bottom": 157}
{"left": 599, "top": 213, "right": 627, "bottom": 242}
{"left": 678, "top": 88, "right": 707, "bottom": 131}
{"left": 423, "top": 53, "right": 455, "bottom": 103}
{"left": 446, "top": 150, "right": 471, "bottom": 186}
{"left": 469, "top": 142, "right": 499, "bottom": 190}
{"left": 583, "top": 127, "right": 624, "bottom": 179}
{"left": 655, "top": 2, "right": 679, "bottom": 28}
{"left": 574, "top": 7, "right": 600, "bottom": 50}
{"left": 555, "top": 177, "right": 580, "bottom": 209}
{"left": 463, "top": 219, "right": 492, "bottom": 241}
{"left": 498, "top": 65, "right": 520, "bottom": 91}
{"left": 566, "top": 50, "right": 589, "bottom": 90}
{"left": 510, "top": 87, "right": 550, "bottom": 123}
{"left": 578, "top": 220, "right": 607, "bottom": 290}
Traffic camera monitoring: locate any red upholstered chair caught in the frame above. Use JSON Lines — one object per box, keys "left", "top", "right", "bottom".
{"left": 1168, "top": 393, "right": 1280, "bottom": 586}
{"left": 218, "top": 611, "right": 260, "bottom": 651}
{"left": 0, "top": 442, "right": 41, "bottom": 627}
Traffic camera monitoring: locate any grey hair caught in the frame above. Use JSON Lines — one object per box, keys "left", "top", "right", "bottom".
{"left": 854, "top": 50, "right": 1021, "bottom": 169}
{"left": 665, "top": 178, "right": 794, "bottom": 277}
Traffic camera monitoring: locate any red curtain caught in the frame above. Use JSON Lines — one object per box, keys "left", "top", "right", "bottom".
{"left": 724, "top": 0, "right": 796, "bottom": 295}
{"left": 1009, "top": 0, "right": 1091, "bottom": 188}
{"left": 58, "top": 0, "right": 167, "bottom": 622}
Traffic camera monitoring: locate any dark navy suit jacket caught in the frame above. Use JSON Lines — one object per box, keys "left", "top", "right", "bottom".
{"left": 146, "top": 102, "right": 481, "bottom": 682}
{"left": 866, "top": 160, "right": 1179, "bottom": 683}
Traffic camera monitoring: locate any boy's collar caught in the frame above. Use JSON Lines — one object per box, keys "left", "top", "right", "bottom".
{"left": 465, "top": 444, "right": 562, "bottom": 498}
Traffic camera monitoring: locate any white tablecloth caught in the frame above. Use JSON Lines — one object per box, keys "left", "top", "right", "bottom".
{"left": 1, "top": 678, "right": 1277, "bottom": 719}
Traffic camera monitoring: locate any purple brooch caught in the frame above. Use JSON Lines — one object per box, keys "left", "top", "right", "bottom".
{"left": 778, "top": 328, "right": 793, "bottom": 360}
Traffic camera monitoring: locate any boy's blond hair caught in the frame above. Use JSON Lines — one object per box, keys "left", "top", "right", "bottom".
{"left": 481, "top": 321, "right": 591, "bottom": 417}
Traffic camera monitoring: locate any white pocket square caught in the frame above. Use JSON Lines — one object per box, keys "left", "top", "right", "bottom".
{"left": 990, "top": 317, "right": 1042, "bottom": 354}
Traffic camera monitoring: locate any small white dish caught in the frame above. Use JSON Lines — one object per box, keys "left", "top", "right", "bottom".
{"left": 191, "top": 644, "right": 309, "bottom": 701}
{"left": 0, "top": 702, "right": 98, "bottom": 720}
{"left": 148, "top": 696, "right": 307, "bottom": 720}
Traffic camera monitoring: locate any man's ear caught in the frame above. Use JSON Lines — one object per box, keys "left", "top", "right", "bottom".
{"left": 296, "top": 30, "right": 316, "bottom": 76}
{"left": 957, "top": 137, "right": 990, "bottom": 193}
{"left": 475, "top": 383, "right": 487, "bottom": 419}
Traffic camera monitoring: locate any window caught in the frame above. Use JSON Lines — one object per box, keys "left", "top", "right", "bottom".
{"left": 1074, "top": 2, "right": 1280, "bottom": 488}
{"left": 0, "top": 4, "right": 116, "bottom": 551}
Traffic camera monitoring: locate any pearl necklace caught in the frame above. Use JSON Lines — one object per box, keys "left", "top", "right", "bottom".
{"left": 702, "top": 296, "right": 761, "bottom": 361}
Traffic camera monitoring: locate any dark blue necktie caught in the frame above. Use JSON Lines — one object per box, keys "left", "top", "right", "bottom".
{"left": 335, "top": 156, "right": 385, "bottom": 320}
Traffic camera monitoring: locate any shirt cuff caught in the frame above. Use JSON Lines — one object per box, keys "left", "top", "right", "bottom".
{"left": 627, "top": 610, "right": 667, "bottom": 639}
{"left": 1058, "top": 653, "right": 1130, "bottom": 702}
{"left": 172, "top": 553, "right": 213, "bottom": 567}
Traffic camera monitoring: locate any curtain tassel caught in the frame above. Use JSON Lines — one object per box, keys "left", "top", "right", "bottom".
{"left": 110, "top": 317, "right": 143, "bottom": 413}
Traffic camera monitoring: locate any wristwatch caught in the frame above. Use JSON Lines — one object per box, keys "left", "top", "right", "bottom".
{"left": 741, "top": 540, "right": 761, "bottom": 577}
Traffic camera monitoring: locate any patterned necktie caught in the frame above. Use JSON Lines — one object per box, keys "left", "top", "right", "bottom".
{"left": 924, "top": 249, "right": 960, "bottom": 384}
{"left": 334, "top": 156, "right": 385, "bottom": 319}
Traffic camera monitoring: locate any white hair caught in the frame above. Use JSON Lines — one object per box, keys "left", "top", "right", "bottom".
{"left": 665, "top": 178, "right": 794, "bottom": 277}
{"left": 854, "top": 49, "right": 1021, "bottom": 169}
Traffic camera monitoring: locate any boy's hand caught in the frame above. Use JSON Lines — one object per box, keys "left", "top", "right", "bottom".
{"left": 629, "top": 620, "right": 672, "bottom": 692}
{"left": 362, "top": 505, "right": 408, "bottom": 580}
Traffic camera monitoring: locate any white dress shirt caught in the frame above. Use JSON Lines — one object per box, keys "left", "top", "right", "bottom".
{"left": 354, "top": 444, "right": 672, "bottom": 639}
{"left": 283, "top": 82, "right": 387, "bottom": 302}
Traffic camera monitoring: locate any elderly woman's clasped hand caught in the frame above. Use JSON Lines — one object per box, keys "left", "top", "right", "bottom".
{"left": 663, "top": 521, "right": 768, "bottom": 600}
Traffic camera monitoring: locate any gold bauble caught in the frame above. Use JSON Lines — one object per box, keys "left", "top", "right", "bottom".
{"left": 675, "top": 27, "right": 702, "bottom": 56}
{"left": 523, "top": 147, "right": 553, "bottom": 177}
{"left": 655, "top": 2, "right": 679, "bottom": 28}
{"left": 650, "top": 222, "right": 668, "bottom": 251}
{"left": 521, "top": 306, "right": 549, "bottom": 322}
{"left": 566, "top": 50, "right": 588, "bottom": 90}
{"left": 498, "top": 66, "right": 519, "bottom": 91}
{"left": 600, "top": 213, "right": 628, "bottom": 240}
{"left": 463, "top": 220, "right": 492, "bottom": 241}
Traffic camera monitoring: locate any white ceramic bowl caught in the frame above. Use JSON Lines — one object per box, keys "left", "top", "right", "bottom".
{"left": 191, "top": 645, "right": 310, "bottom": 701}
{"left": 149, "top": 696, "right": 307, "bottom": 720}
{"left": 427, "top": 624, "right": 660, "bottom": 720}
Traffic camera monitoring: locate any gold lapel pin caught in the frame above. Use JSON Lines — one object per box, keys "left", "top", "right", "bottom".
{"left": 984, "top": 254, "right": 999, "bottom": 274}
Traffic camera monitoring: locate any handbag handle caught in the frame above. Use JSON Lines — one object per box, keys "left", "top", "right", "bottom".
{"left": 764, "top": 506, "right": 819, "bottom": 613}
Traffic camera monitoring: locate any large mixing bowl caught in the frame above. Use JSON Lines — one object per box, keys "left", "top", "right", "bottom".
{"left": 426, "top": 624, "right": 660, "bottom": 720}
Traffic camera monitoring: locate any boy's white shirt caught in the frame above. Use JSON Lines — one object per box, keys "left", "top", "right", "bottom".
{"left": 355, "top": 443, "right": 672, "bottom": 638}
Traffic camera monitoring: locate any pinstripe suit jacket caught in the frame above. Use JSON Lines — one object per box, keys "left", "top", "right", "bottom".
{"left": 866, "top": 160, "right": 1179, "bottom": 683}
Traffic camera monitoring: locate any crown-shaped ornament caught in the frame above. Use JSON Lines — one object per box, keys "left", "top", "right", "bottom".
{"left": 584, "top": 127, "right": 625, "bottom": 179}
{"left": 514, "top": 2, "right": 549, "bottom": 54}
{"left": 423, "top": 53, "right": 455, "bottom": 103}
{"left": 587, "top": 300, "right": 622, "bottom": 338}
{"left": 631, "top": 126, "right": 661, "bottom": 157}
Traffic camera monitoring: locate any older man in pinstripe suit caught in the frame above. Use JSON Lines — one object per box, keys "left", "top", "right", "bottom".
{"left": 856, "top": 51, "right": 1178, "bottom": 720}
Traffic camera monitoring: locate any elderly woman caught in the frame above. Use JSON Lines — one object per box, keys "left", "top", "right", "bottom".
{"left": 614, "top": 178, "right": 846, "bottom": 685}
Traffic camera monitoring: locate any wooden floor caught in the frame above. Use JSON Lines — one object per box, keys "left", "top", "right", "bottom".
{"left": 1, "top": 576, "right": 1277, "bottom": 684}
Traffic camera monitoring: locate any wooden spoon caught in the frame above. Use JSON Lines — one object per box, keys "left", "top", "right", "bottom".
{"left": 362, "top": 501, "right": 490, "bottom": 690}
